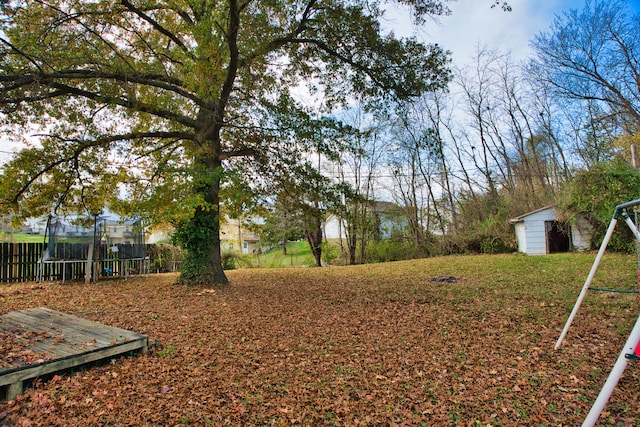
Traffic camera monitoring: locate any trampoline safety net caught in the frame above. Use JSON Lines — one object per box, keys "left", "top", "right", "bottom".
{"left": 96, "top": 216, "right": 145, "bottom": 259}
{"left": 44, "top": 215, "right": 145, "bottom": 261}
{"left": 45, "top": 216, "right": 96, "bottom": 261}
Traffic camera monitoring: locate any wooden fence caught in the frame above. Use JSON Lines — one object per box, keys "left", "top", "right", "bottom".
{"left": 0, "top": 243, "right": 182, "bottom": 284}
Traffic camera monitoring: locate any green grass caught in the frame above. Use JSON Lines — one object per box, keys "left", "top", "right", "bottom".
{"left": 0, "top": 231, "right": 45, "bottom": 243}
{"left": 251, "top": 241, "right": 316, "bottom": 268}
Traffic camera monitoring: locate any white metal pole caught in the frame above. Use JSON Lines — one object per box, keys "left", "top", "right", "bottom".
{"left": 622, "top": 214, "right": 640, "bottom": 240}
{"left": 582, "top": 314, "right": 640, "bottom": 427}
{"left": 555, "top": 217, "right": 618, "bottom": 350}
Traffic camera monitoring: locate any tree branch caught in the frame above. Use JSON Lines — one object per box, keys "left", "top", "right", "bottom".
{"left": 202, "top": 0, "right": 241, "bottom": 144}
{"left": 219, "top": 0, "right": 241, "bottom": 115}
{"left": 218, "top": 148, "right": 256, "bottom": 160}
{"left": 0, "top": 37, "right": 44, "bottom": 73}
{"left": 277, "top": 37, "right": 418, "bottom": 98}
{"left": 6, "top": 131, "right": 194, "bottom": 204}
{"left": 120, "top": 0, "right": 189, "bottom": 54}
{"left": 0, "top": 70, "right": 206, "bottom": 109}
{"left": 240, "top": 0, "right": 317, "bottom": 66}
{"left": 32, "top": 0, "right": 137, "bottom": 72}
{"left": 45, "top": 81, "right": 200, "bottom": 128}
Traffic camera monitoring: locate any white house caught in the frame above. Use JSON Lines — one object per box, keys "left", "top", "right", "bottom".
{"left": 324, "top": 201, "right": 407, "bottom": 241}
{"left": 510, "top": 206, "right": 592, "bottom": 255}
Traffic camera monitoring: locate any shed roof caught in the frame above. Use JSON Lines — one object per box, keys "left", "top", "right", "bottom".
{"left": 509, "top": 205, "right": 555, "bottom": 224}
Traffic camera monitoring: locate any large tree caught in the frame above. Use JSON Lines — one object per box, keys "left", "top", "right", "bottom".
{"left": 0, "top": 0, "right": 451, "bottom": 285}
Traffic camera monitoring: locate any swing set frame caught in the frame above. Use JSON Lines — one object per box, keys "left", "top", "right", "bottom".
{"left": 556, "top": 198, "right": 640, "bottom": 427}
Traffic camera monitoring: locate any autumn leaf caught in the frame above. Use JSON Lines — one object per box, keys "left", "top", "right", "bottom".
{"left": 0, "top": 254, "right": 639, "bottom": 425}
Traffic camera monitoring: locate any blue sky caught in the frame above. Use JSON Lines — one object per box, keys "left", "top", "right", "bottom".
{"left": 393, "top": 0, "right": 640, "bottom": 65}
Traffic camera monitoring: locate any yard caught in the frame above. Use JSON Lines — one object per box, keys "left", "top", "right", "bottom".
{"left": 1, "top": 253, "right": 639, "bottom": 426}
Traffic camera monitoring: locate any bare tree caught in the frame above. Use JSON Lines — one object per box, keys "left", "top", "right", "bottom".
{"left": 329, "top": 107, "right": 384, "bottom": 264}
{"left": 385, "top": 99, "right": 453, "bottom": 255}
{"left": 531, "top": 0, "right": 640, "bottom": 132}
{"left": 455, "top": 48, "right": 505, "bottom": 200}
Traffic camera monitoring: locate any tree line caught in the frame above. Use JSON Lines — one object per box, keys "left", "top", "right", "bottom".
{"left": 1, "top": 0, "right": 639, "bottom": 284}
{"left": 258, "top": 0, "right": 640, "bottom": 264}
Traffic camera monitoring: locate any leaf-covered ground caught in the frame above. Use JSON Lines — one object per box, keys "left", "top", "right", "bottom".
{"left": 1, "top": 253, "right": 640, "bottom": 426}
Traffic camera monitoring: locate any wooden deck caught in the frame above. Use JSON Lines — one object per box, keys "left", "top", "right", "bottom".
{"left": 0, "top": 307, "right": 148, "bottom": 400}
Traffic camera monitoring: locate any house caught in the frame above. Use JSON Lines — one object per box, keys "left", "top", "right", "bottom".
{"left": 23, "top": 217, "right": 48, "bottom": 235}
{"left": 323, "top": 214, "right": 344, "bottom": 240}
{"left": 220, "top": 217, "right": 261, "bottom": 254}
{"left": 96, "top": 213, "right": 144, "bottom": 245}
{"left": 510, "top": 206, "right": 592, "bottom": 255}
{"left": 104, "top": 213, "right": 261, "bottom": 254}
{"left": 324, "top": 201, "right": 407, "bottom": 241}
{"left": 147, "top": 218, "right": 260, "bottom": 254}
{"left": 146, "top": 226, "right": 173, "bottom": 244}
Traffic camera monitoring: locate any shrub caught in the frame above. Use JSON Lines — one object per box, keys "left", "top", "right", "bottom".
{"left": 321, "top": 241, "right": 340, "bottom": 265}
{"left": 221, "top": 251, "right": 238, "bottom": 270}
{"left": 147, "top": 244, "right": 182, "bottom": 273}
{"left": 364, "top": 240, "right": 417, "bottom": 263}
{"left": 560, "top": 160, "right": 640, "bottom": 252}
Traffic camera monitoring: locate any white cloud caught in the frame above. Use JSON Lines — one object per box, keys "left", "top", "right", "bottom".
{"left": 388, "top": 0, "right": 590, "bottom": 65}
{"left": 0, "top": 137, "right": 26, "bottom": 166}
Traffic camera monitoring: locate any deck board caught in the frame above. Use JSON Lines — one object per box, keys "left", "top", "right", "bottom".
{"left": 0, "top": 307, "right": 147, "bottom": 400}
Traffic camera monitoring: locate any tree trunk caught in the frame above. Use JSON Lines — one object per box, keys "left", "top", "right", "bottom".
{"left": 208, "top": 210, "right": 229, "bottom": 285}
{"left": 347, "top": 208, "right": 357, "bottom": 265}
{"left": 305, "top": 210, "right": 323, "bottom": 267}
{"left": 203, "top": 158, "right": 229, "bottom": 285}
{"left": 348, "top": 230, "right": 357, "bottom": 265}
{"left": 176, "top": 152, "right": 229, "bottom": 286}
{"left": 177, "top": 204, "right": 229, "bottom": 286}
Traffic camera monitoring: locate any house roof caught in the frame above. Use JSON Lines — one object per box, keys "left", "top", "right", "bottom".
{"left": 324, "top": 200, "right": 403, "bottom": 221}
{"left": 372, "top": 201, "right": 402, "bottom": 212}
{"left": 509, "top": 205, "right": 556, "bottom": 224}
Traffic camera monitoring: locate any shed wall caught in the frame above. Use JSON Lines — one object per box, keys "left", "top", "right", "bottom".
{"left": 522, "top": 209, "right": 557, "bottom": 255}
{"left": 514, "top": 222, "right": 527, "bottom": 253}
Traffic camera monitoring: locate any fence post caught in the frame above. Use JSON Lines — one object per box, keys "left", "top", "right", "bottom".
{"left": 85, "top": 244, "right": 94, "bottom": 284}
{"left": 11, "top": 243, "right": 19, "bottom": 281}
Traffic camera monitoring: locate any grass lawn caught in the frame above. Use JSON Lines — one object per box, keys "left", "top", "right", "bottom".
{"left": 245, "top": 241, "right": 317, "bottom": 268}
{"left": 1, "top": 253, "right": 640, "bottom": 425}
{"left": 0, "top": 231, "right": 44, "bottom": 243}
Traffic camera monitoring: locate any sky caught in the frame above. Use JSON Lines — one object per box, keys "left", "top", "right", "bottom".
{"left": 2, "top": 0, "right": 640, "bottom": 163}
{"left": 389, "top": 0, "right": 640, "bottom": 65}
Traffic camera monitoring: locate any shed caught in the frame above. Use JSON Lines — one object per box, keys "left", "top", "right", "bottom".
{"left": 510, "top": 206, "right": 592, "bottom": 255}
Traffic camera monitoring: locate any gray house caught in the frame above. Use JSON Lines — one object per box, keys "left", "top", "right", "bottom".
{"left": 510, "top": 206, "right": 592, "bottom": 255}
